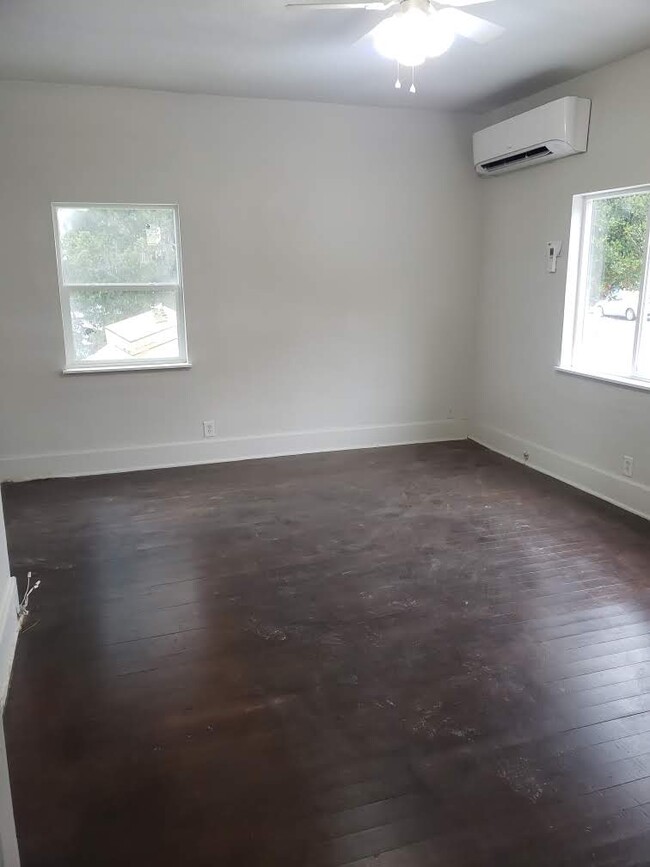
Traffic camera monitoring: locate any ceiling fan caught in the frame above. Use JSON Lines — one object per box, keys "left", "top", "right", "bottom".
{"left": 286, "top": 0, "right": 504, "bottom": 92}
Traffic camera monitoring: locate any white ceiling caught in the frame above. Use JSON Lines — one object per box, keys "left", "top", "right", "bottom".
{"left": 1, "top": 0, "right": 650, "bottom": 112}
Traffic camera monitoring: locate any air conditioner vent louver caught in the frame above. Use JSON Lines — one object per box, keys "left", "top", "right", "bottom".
{"left": 480, "top": 145, "right": 552, "bottom": 174}
{"left": 473, "top": 97, "right": 592, "bottom": 177}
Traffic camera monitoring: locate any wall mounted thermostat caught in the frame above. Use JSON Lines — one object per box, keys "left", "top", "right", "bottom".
{"left": 547, "top": 241, "right": 563, "bottom": 274}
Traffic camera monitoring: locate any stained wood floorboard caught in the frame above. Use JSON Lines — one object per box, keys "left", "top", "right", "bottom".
{"left": 3, "top": 441, "right": 650, "bottom": 866}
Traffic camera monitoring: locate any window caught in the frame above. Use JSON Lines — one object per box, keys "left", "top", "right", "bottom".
{"left": 53, "top": 204, "right": 188, "bottom": 371}
{"left": 560, "top": 186, "right": 650, "bottom": 387}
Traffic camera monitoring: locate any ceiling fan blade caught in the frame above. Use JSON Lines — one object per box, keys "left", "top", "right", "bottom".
{"left": 354, "top": 18, "right": 386, "bottom": 43}
{"left": 436, "top": 0, "right": 495, "bottom": 7}
{"left": 438, "top": 7, "right": 504, "bottom": 44}
{"left": 286, "top": 1, "right": 395, "bottom": 9}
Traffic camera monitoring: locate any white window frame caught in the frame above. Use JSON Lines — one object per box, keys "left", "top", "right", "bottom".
{"left": 52, "top": 202, "right": 190, "bottom": 374}
{"left": 559, "top": 184, "right": 650, "bottom": 391}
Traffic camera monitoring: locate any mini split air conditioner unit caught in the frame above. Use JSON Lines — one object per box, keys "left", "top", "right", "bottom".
{"left": 473, "top": 96, "right": 592, "bottom": 177}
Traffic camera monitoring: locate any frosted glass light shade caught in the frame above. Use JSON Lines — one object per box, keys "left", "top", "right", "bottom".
{"left": 373, "top": 7, "right": 455, "bottom": 67}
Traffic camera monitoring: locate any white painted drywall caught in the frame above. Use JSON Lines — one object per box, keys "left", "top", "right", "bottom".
{"left": 0, "top": 81, "right": 478, "bottom": 479}
{"left": 0, "top": 502, "right": 12, "bottom": 650}
{"left": 0, "top": 719, "right": 20, "bottom": 867}
{"left": 473, "top": 49, "right": 650, "bottom": 518}
{"left": 0, "top": 496, "right": 18, "bottom": 704}
{"left": 0, "top": 495, "right": 19, "bottom": 867}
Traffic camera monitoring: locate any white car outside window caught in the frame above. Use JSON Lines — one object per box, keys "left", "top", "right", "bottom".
{"left": 592, "top": 289, "right": 641, "bottom": 321}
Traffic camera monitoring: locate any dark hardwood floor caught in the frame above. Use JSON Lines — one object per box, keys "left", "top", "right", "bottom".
{"left": 3, "top": 441, "right": 650, "bottom": 866}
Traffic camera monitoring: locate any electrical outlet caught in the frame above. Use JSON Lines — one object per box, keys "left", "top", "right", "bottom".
{"left": 623, "top": 456, "right": 634, "bottom": 478}
{"left": 203, "top": 420, "right": 216, "bottom": 439}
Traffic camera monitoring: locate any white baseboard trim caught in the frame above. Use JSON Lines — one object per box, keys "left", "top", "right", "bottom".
{"left": 0, "top": 419, "right": 469, "bottom": 482}
{"left": 0, "top": 578, "right": 19, "bottom": 709}
{"left": 471, "top": 423, "right": 650, "bottom": 522}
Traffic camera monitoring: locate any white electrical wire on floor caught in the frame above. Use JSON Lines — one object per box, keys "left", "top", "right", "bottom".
{"left": 18, "top": 571, "right": 41, "bottom": 627}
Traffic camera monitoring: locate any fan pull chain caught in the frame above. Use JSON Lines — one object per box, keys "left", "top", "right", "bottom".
{"left": 394, "top": 61, "right": 401, "bottom": 89}
{"left": 410, "top": 66, "right": 416, "bottom": 94}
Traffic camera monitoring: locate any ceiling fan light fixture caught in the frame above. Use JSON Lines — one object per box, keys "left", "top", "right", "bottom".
{"left": 372, "top": 3, "right": 454, "bottom": 68}
{"left": 373, "top": 10, "right": 426, "bottom": 66}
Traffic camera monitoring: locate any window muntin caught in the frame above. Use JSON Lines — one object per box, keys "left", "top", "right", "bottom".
{"left": 561, "top": 187, "right": 650, "bottom": 386}
{"left": 53, "top": 204, "right": 188, "bottom": 370}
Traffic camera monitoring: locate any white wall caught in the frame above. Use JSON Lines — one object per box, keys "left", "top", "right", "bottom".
{"left": 0, "top": 497, "right": 18, "bottom": 704}
{"left": 473, "top": 49, "right": 650, "bottom": 519}
{"left": 0, "top": 708, "right": 20, "bottom": 867}
{"left": 0, "top": 496, "right": 19, "bottom": 867}
{"left": 4, "top": 61, "right": 649, "bottom": 505}
{"left": 0, "top": 81, "right": 478, "bottom": 480}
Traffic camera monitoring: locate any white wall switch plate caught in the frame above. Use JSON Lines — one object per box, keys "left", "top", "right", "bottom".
{"left": 547, "top": 240, "right": 563, "bottom": 273}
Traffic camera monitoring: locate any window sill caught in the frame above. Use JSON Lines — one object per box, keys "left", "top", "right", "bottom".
{"left": 62, "top": 362, "right": 192, "bottom": 375}
{"left": 555, "top": 365, "right": 650, "bottom": 393}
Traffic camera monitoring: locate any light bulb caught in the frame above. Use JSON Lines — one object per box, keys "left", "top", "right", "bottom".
{"left": 410, "top": 83, "right": 416, "bottom": 94}
{"left": 395, "top": 78, "right": 402, "bottom": 89}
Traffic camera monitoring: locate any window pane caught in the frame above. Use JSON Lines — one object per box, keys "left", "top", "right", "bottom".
{"left": 56, "top": 206, "right": 178, "bottom": 285}
{"left": 69, "top": 288, "right": 180, "bottom": 363}
{"left": 574, "top": 194, "right": 649, "bottom": 377}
